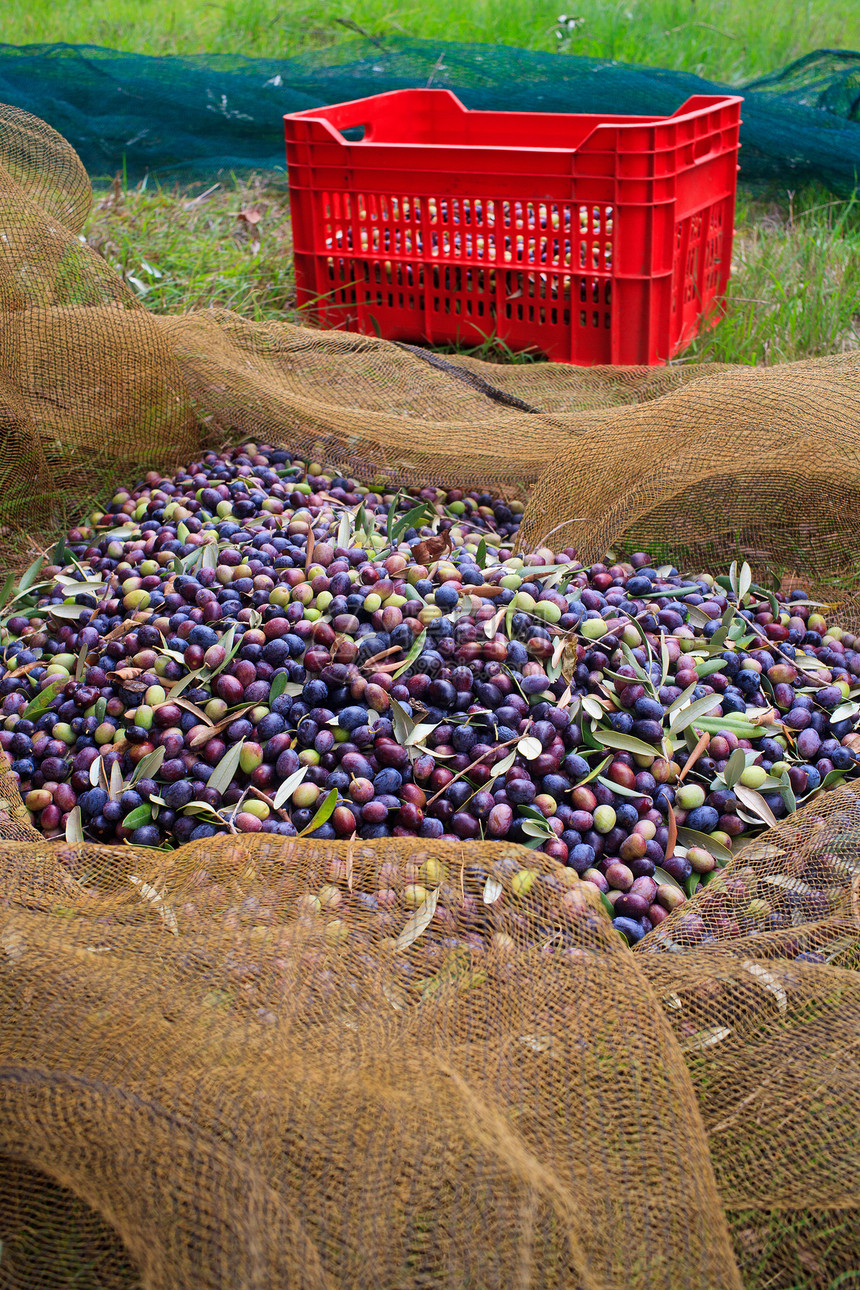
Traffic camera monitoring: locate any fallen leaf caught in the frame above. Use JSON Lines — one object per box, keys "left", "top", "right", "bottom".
{"left": 394, "top": 888, "right": 439, "bottom": 950}
{"left": 412, "top": 533, "right": 452, "bottom": 564}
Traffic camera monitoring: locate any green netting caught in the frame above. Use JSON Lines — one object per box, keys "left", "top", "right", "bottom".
{"left": 0, "top": 40, "right": 859, "bottom": 190}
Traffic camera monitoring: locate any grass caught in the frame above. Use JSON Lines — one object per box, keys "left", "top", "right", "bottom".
{"left": 686, "top": 188, "right": 860, "bottom": 364}
{"left": 84, "top": 174, "right": 296, "bottom": 320}
{"left": 4, "top": 0, "right": 860, "bottom": 87}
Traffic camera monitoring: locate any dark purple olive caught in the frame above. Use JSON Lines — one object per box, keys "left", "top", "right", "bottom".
{"left": 614, "top": 892, "right": 650, "bottom": 920}
{"left": 661, "top": 855, "right": 692, "bottom": 883}
{"left": 613, "top": 916, "right": 647, "bottom": 944}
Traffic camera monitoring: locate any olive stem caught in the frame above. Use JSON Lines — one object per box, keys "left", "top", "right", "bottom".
{"left": 425, "top": 726, "right": 531, "bottom": 808}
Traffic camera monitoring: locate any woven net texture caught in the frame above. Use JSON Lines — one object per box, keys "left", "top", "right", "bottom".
{"left": 0, "top": 103, "right": 860, "bottom": 1290}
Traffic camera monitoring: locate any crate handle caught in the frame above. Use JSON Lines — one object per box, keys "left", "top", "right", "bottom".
{"left": 692, "top": 135, "right": 721, "bottom": 164}
{"left": 338, "top": 123, "right": 370, "bottom": 142}
{"left": 314, "top": 103, "right": 375, "bottom": 142}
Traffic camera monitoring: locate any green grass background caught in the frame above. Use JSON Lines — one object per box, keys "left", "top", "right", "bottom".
{"left": 5, "top": 0, "right": 859, "bottom": 85}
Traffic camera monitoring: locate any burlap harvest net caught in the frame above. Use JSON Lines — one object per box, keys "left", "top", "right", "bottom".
{"left": 0, "top": 102, "right": 859, "bottom": 1290}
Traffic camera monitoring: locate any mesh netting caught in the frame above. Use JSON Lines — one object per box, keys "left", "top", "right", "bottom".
{"left": 1, "top": 42, "right": 860, "bottom": 192}
{"left": 0, "top": 101, "right": 860, "bottom": 1289}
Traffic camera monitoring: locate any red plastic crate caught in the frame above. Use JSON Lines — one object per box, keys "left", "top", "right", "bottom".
{"left": 284, "top": 89, "right": 742, "bottom": 365}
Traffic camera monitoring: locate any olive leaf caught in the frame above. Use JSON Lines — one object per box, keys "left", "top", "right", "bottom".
{"left": 520, "top": 819, "right": 554, "bottom": 839}
{"left": 122, "top": 804, "right": 152, "bottom": 830}
{"left": 685, "top": 604, "right": 713, "bottom": 630}
{"left": 484, "top": 606, "right": 506, "bottom": 640}
{"left": 74, "top": 641, "right": 89, "bottom": 682}
{"left": 654, "top": 865, "right": 685, "bottom": 895}
{"left": 679, "top": 1026, "right": 732, "bottom": 1052}
{"left": 779, "top": 771, "right": 797, "bottom": 814}
{"left": 517, "top": 735, "right": 543, "bottom": 760}
{"left": 491, "top": 749, "right": 518, "bottom": 778}
{"left": 172, "top": 696, "right": 216, "bottom": 726}
{"left": 504, "top": 595, "right": 516, "bottom": 641}
{"left": 581, "top": 695, "right": 606, "bottom": 722}
{"left": 21, "top": 678, "right": 65, "bottom": 721}
{"left": 98, "top": 526, "right": 139, "bottom": 541}
{"left": 545, "top": 652, "right": 565, "bottom": 684}
{"left": 734, "top": 784, "right": 780, "bottom": 829}
{"left": 722, "top": 746, "right": 747, "bottom": 789}
{"left": 637, "top": 585, "right": 702, "bottom": 600}
{"left": 208, "top": 739, "right": 246, "bottom": 797}
{"left": 602, "top": 666, "right": 640, "bottom": 687}
{"left": 128, "top": 876, "right": 178, "bottom": 934}
{"left": 394, "top": 887, "right": 439, "bottom": 951}
{"left": 181, "top": 802, "right": 227, "bottom": 824}
{"left": 591, "top": 730, "right": 661, "bottom": 759}
{"left": 517, "top": 804, "right": 548, "bottom": 823}
{"left": 207, "top": 625, "right": 241, "bottom": 679}
{"left": 109, "top": 760, "right": 124, "bottom": 802}
{"left": 385, "top": 491, "right": 404, "bottom": 544}
{"left": 668, "top": 693, "right": 723, "bottom": 735}
{"left": 392, "top": 628, "right": 427, "bottom": 679}
{"left": 51, "top": 533, "right": 71, "bottom": 565}
{"left": 188, "top": 703, "right": 254, "bottom": 747}
{"left": 738, "top": 561, "right": 752, "bottom": 605}
{"left": 298, "top": 787, "right": 338, "bottom": 836}
{"left": 336, "top": 509, "right": 352, "bottom": 550}
{"left": 388, "top": 694, "right": 414, "bottom": 747}
{"left": 707, "top": 625, "right": 730, "bottom": 655}
{"left": 819, "top": 768, "right": 850, "bottom": 791}
{"left": 65, "top": 806, "right": 83, "bottom": 845}
{"left": 355, "top": 501, "right": 373, "bottom": 541}
{"left": 676, "top": 827, "right": 733, "bottom": 863}
{"left": 180, "top": 548, "right": 204, "bottom": 573}
{"left": 130, "top": 744, "right": 166, "bottom": 786}
{"left": 170, "top": 666, "right": 210, "bottom": 698}
{"left": 659, "top": 634, "right": 671, "bottom": 688}
{"left": 407, "top": 721, "right": 441, "bottom": 748}
{"left": 596, "top": 774, "right": 650, "bottom": 800}
{"left": 483, "top": 875, "right": 503, "bottom": 904}
{"left": 695, "top": 658, "right": 727, "bottom": 679}
{"left": 518, "top": 563, "right": 570, "bottom": 577}
{"left": 394, "top": 502, "right": 437, "bottom": 546}
{"left": 0, "top": 571, "right": 15, "bottom": 610}
{"left": 618, "top": 641, "right": 651, "bottom": 685}
{"left": 47, "top": 604, "right": 92, "bottom": 621}
{"left": 692, "top": 715, "right": 759, "bottom": 738}
{"left": 579, "top": 722, "right": 607, "bottom": 752}
{"left": 665, "top": 681, "right": 698, "bottom": 716}
{"left": 16, "top": 555, "right": 45, "bottom": 596}
{"left": 575, "top": 755, "right": 611, "bottom": 787}
{"left": 750, "top": 582, "right": 780, "bottom": 619}
{"left": 270, "top": 674, "right": 303, "bottom": 702}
